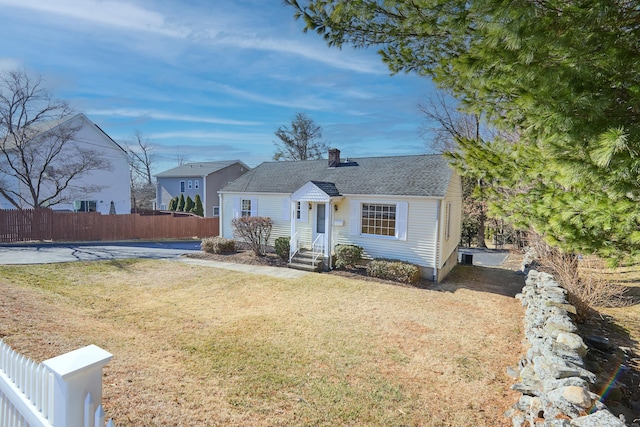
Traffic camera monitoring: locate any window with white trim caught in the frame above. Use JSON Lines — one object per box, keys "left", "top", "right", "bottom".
{"left": 296, "top": 201, "right": 301, "bottom": 219}
{"left": 188, "top": 180, "right": 193, "bottom": 189}
{"left": 241, "top": 199, "right": 252, "bottom": 217}
{"left": 361, "top": 203, "right": 396, "bottom": 236}
{"left": 180, "top": 181, "right": 185, "bottom": 193}
{"left": 194, "top": 180, "right": 199, "bottom": 189}
{"left": 213, "top": 206, "right": 220, "bottom": 217}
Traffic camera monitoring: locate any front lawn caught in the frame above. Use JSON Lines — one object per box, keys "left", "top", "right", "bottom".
{"left": 0, "top": 259, "right": 524, "bottom": 426}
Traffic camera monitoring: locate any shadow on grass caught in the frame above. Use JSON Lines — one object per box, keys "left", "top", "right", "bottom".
{"left": 434, "top": 264, "right": 526, "bottom": 298}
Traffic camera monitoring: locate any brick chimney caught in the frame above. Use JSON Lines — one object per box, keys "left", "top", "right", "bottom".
{"left": 328, "top": 148, "right": 341, "bottom": 167}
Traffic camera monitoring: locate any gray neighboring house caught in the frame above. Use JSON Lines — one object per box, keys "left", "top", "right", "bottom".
{"left": 219, "top": 149, "right": 462, "bottom": 281}
{"left": 155, "top": 161, "right": 250, "bottom": 217}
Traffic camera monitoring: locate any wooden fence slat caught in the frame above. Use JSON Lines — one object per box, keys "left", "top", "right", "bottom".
{"left": 0, "top": 209, "right": 218, "bottom": 243}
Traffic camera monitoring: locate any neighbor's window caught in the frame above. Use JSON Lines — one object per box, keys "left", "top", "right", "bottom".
{"left": 241, "top": 199, "right": 252, "bottom": 217}
{"left": 180, "top": 181, "right": 185, "bottom": 193}
{"left": 73, "top": 200, "right": 97, "bottom": 212}
{"left": 188, "top": 180, "right": 193, "bottom": 189}
{"left": 361, "top": 203, "right": 396, "bottom": 236}
{"left": 296, "top": 201, "right": 301, "bottom": 219}
{"left": 213, "top": 206, "right": 220, "bottom": 217}
{"left": 194, "top": 180, "right": 199, "bottom": 189}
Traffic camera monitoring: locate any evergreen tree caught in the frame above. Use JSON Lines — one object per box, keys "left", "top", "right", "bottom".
{"left": 286, "top": 0, "right": 640, "bottom": 261}
{"left": 168, "top": 197, "right": 178, "bottom": 211}
{"left": 192, "top": 194, "right": 204, "bottom": 217}
{"left": 185, "top": 195, "right": 195, "bottom": 213}
{"left": 177, "top": 194, "right": 185, "bottom": 212}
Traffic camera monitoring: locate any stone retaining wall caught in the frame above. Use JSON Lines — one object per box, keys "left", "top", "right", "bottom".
{"left": 506, "top": 268, "right": 628, "bottom": 426}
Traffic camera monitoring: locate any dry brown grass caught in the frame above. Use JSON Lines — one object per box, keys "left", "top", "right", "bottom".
{"left": 0, "top": 258, "right": 524, "bottom": 426}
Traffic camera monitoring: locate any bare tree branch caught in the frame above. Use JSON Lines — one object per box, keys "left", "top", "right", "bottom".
{"left": 273, "top": 112, "right": 328, "bottom": 161}
{"left": 0, "top": 69, "right": 111, "bottom": 209}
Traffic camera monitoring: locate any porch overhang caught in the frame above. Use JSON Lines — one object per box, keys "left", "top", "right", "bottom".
{"left": 290, "top": 181, "right": 343, "bottom": 203}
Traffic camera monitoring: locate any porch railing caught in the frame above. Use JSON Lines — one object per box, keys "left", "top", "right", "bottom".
{"left": 289, "top": 231, "right": 300, "bottom": 263}
{"left": 311, "top": 235, "right": 324, "bottom": 268}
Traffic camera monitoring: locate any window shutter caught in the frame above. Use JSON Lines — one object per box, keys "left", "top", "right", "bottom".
{"left": 350, "top": 201, "right": 360, "bottom": 235}
{"left": 300, "top": 201, "right": 309, "bottom": 222}
{"left": 233, "top": 197, "right": 240, "bottom": 218}
{"left": 396, "top": 202, "right": 408, "bottom": 241}
{"left": 282, "top": 197, "right": 291, "bottom": 220}
{"left": 250, "top": 197, "right": 258, "bottom": 216}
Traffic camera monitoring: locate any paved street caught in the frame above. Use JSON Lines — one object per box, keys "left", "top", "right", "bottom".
{"left": 0, "top": 241, "right": 202, "bottom": 264}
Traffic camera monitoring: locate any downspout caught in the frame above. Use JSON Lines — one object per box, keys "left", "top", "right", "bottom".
{"left": 327, "top": 201, "right": 333, "bottom": 270}
{"left": 202, "top": 174, "right": 207, "bottom": 217}
{"left": 433, "top": 200, "right": 441, "bottom": 282}
{"left": 218, "top": 193, "right": 223, "bottom": 237}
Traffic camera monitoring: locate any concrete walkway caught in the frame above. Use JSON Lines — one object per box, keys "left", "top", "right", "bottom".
{"left": 175, "top": 257, "right": 309, "bottom": 279}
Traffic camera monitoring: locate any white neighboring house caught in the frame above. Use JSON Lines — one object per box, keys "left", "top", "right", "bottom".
{"left": 0, "top": 113, "right": 131, "bottom": 214}
{"left": 219, "top": 149, "right": 462, "bottom": 282}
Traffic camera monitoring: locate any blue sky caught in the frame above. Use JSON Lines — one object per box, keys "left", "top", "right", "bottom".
{"left": 0, "top": 0, "right": 438, "bottom": 172}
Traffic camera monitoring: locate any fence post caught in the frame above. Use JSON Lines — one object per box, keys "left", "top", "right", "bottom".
{"left": 42, "top": 345, "right": 113, "bottom": 427}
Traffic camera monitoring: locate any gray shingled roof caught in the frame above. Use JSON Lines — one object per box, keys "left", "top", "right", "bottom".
{"left": 221, "top": 154, "right": 453, "bottom": 197}
{"left": 155, "top": 160, "right": 247, "bottom": 178}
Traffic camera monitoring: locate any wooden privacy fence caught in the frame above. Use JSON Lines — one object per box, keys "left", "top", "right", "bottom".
{"left": 0, "top": 209, "right": 219, "bottom": 243}
{"left": 0, "top": 340, "right": 115, "bottom": 427}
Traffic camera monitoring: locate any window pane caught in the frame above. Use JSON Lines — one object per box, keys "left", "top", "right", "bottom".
{"left": 361, "top": 203, "right": 396, "bottom": 236}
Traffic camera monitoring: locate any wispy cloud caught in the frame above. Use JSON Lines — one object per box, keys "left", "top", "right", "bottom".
{"left": 0, "top": 0, "right": 185, "bottom": 36}
{"left": 0, "top": 58, "right": 22, "bottom": 72}
{"left": 212, "top": 84, "right": 341, "bottom": 111}
{"left": 0, "top": 0, "right": 383, "bottom": 74}
{"left": 87, "top": 109, "right": 262, "bottom": 126}
{"left": 149, "top": 131, "right": 272, "bottom": 141}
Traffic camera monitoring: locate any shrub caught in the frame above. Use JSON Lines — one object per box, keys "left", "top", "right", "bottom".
{"left": 334, "top": 244, "right": 363, "bottom": 269}
{"left": 366, "top": 259, "right": 422, "bottom": 284}
{"left": 201, "top": 236, "right": 236, "bottom": 254}
{"left": 528, "top": 232, "right": 631, "bottom": 321}
{"left": 275, "top": 237, "right": 290, "bottom": 260}
{"left": 231, "top": 216, "right": 273, "bottom": 256}
{"left": 178, "top": 194, "right": 186, "bottom": 211}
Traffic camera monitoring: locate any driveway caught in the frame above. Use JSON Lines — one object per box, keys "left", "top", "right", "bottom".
{"left": 458, "top": 247, "right": 510, "bottom": 266}
{"left": 0, "top": 241, "right": 202, "bottom": 264}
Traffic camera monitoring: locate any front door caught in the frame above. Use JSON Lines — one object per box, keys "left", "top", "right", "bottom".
{"left": 312, "top": 203, "right": 326, "bottom": 252}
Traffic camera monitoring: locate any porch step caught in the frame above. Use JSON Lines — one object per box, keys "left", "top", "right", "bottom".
{"left": 288, "top": 250, "right": 322, "bottom": 272}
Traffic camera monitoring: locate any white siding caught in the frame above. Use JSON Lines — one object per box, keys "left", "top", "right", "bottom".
{"left": 335, "top": 196, "right": 439, "bottom": 269}
{"left": 438, "top": 172, "right": 463, "bottom": 268}
{"left": 14, "top": 115, "right": 131, "bottom": 214}
{"left": 221, "top": 193, "right": 295, "bottom": 245}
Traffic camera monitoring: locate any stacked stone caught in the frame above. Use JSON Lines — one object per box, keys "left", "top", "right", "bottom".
{"left": 506, "top": 269, "right": 627, "bottom": 426}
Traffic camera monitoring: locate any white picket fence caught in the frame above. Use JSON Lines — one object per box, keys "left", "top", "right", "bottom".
{"left": 0, "top": 340, "right": 115, "bottom": 427}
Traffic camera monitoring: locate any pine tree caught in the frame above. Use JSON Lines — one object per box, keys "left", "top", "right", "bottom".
{"left": 192, "top": 194, "right": 204, "bottom": 217}
{"left": 168, "top": 197, "right": 177, "bottom": 211}
{"left": 178, "top": 194, "right": 185, "bottom": 212}
{"left": 185, "top": 195, "right": 195, "bottom": 213}
{"left": 287, "top": 0, "right": 640, "bottom": 261}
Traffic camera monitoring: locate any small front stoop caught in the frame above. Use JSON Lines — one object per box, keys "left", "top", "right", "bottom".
{"left": 288, "top": 250, "right": 322, "bottom": 272}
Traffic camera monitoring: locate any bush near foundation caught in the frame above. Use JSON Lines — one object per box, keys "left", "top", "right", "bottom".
{"left": 201, "top": 237, "right": 236, "bottom": 254}
{"left": 334, "top": 244, "right": 363, "bottom": 269}
{"left": 366, "top": 259, "right": 421, "bottom": 284}
{"left": 275, "top": 237, "right": 290, "bottom": 260}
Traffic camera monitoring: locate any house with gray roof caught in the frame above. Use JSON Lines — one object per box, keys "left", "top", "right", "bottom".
{"left": 155, "top": 160, "right": 249, "bottom": 217}
{"left": 219, "top": 148, "right": 462, "bottom": 281}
